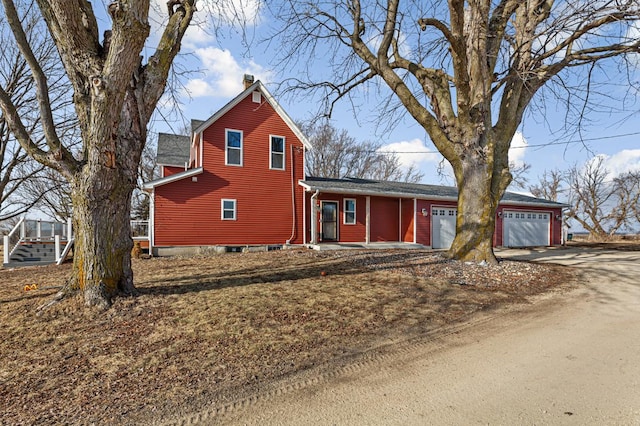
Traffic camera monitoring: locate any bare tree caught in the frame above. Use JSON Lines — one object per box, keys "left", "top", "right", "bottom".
{"left": 566, "top": 157, "right": 640, "bottom": 239}
{"left": 530, "top": 169, "right": 564, "bottom": 202}
{"left": 509, "top": 161, "right": 531, "bottom": 190}
{"left": 0, "top": 0, "right": 199, "bottom": 309}
{"left": 303, "top": 120, "right": 423, "bottom": 183}
{"left": 270, "top": 0, "right": 640, "bottom": 263}
{"left": 0, "top": 1, "right": 74, "bottom": 221}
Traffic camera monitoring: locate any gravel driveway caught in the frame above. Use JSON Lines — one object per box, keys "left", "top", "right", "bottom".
{"left": 209, "top": 247, "right": 640, "bottom": 425}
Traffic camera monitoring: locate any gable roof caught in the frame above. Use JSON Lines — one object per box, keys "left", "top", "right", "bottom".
{"left": 156, "top": 133, "right": 190, "bottom": 167}
{"left": 192, "top": 80, "right": 311, "bottom": 150}
{"left": 299, "top": 176, "right": 567, "bottom": 208}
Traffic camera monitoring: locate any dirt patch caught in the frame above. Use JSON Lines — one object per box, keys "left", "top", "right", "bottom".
{"left": 0, "top": 249, "right": 575, "bottom": 425}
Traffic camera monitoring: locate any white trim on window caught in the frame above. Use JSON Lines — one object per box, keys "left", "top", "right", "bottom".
{"left": 221, "top": 199, "right": 237, "bottom": 220}
{"left": 343, "top": 198, "right": 356, "bottom": 225}
{"left": 225, "top": 129, "right": 243, "bottom": 166}
{"left": 269, "top": 135, "right": 285, "bottom": 170}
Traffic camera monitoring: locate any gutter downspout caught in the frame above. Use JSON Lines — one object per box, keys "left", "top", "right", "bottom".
{"left": 286, "top": 145, "right": 297, "bottom": 245}
{"left": 310, "top": 190, "right": 320, "bottom": 244}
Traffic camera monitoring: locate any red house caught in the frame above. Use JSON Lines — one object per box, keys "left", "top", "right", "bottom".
{"left": 144, "top": 77, "right": 565, "bottom": 255}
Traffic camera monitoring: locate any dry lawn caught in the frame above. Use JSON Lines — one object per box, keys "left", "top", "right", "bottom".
{"left": 0, "top": 249, "right": 575, "bottom": 425}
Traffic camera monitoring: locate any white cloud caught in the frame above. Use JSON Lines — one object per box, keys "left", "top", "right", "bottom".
{"left": 509, "top": 131, "right": 528, "bottom": 167}
{"left": 185, "top": 47, "right": 273, "bottom": 98}
{"left": 599, "top": 149, "right": 640, "bottom": 177}
{"left": 184, "top": 78, "right": 216, "bottom": 97}
{"left": 379, "top": 138, "right": 440, "bottom": 169}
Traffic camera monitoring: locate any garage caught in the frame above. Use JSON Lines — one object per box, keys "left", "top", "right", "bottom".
{"left": 502, "top": 211, "right": 550, "bottom": 247}
{"left": 432, "top": 207, "right": 457, "bottom": 249}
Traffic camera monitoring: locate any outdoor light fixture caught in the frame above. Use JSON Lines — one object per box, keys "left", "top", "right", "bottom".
{"left": 421, "top": 208, "right": 428, "bottom": 216}
{"left": 497, "top": 211, "right": 503, "bottom": 217}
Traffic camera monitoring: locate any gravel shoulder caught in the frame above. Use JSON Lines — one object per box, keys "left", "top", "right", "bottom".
{"left": 214, "top": 247, "right": 640, "bottom": 426}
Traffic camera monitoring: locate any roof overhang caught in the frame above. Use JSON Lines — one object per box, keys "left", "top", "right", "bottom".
{"left": 299, "top": 181, "right": 458, "bottom": 202}
{"left": 299, "top": 181, "right": 568, "bottom": 209}
{"left": 143, "top": 167, "right": 203, "bottom": 192}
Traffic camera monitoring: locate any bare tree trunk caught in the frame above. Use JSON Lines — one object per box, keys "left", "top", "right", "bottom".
{"left": 448, "top": 154, "right": 505, "bottom": 264}
{"left": 71, "top": 169, "right": 136, "bottom": 308}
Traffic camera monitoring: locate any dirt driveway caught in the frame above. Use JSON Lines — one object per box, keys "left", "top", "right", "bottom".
{"left": 191, "top": 247, "right": 640, "bottom": 425}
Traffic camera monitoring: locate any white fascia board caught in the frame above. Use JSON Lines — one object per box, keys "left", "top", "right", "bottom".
{"left": 257, "top": 82, "right": 312, "bottom": 150}
{"left": 498, "top": 200, "right": 569, "bottom": 209}
{"left": 142, "top": 167, "right": 203, "bottom": 191}
{"left": 192, "top": 81, "right": 312, "bottom": 151}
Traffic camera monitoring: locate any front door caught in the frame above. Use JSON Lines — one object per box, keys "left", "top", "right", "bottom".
{"left": 321, "top": 201, "right": 338, "bottom": 241}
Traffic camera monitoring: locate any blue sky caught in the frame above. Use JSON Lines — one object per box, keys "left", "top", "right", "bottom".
{"left": 97, "top": 1, "right": 640, "bottom": 194}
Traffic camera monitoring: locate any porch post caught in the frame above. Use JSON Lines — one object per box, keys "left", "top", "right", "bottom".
{"left": 365, "top": 196, "right": 371, "bottom": 244}
{"left": 67, "top": 217, "right": 72, "bottom": 241}
{"left": 3, "top": 236, "right": 8, "bottom": 264}
{"left": 55, "top": 235, "right": 61, "bottom": 262}
{"left": 413, "top": 198, "right": 417, "bottom": 244}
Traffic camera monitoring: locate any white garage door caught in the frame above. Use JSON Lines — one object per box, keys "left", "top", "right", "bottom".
{"left": 432, "top": 207, "right": 457, "bottom": 249}
{"left": 503, "top": 211, "right": 550, "bottom": 247}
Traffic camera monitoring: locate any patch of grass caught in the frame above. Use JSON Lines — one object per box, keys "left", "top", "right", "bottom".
{"left": 0, "top": 249, "right": 574, "bottom": 424}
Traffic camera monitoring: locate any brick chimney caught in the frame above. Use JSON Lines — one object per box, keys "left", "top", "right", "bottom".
{"left": 243, "top": 74, "right": 255, "bottom": 90}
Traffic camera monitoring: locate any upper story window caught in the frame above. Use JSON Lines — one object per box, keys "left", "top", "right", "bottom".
{"left": 226, "top": 129, "right": 243, "bottom": 166}
{"left": 270, "top": 135, "right": 285, "bottom": 170}
{"left": 344, "top": 198, "right": 356, "bottom": 224}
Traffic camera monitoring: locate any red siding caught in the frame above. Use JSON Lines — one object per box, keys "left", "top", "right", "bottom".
{"left": 162, "top": 165, "right": 185, "bottom": 177}
{"left": 313, "top": 194, "right": 367, "bottom": 242}
{"left": 400, "top": 199, "right": 415, "bottom": 243}
{"left": 370, "top": 197, "right": 400, "bottom": 242}
{"left": 415, "top": 200, "right": 431, "bottom": 246}
{"left": 153, "top": 94, "right": 305, "bottom": 246}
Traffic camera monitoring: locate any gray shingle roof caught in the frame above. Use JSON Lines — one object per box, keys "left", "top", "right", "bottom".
{"left": 156, "top": 133, "right": 190, "bottom": 166}
{"left": 191, "top": 119, "right": 205, "bottom": 132}
{"left": 300, "top": 176, "right": 566, "bottom": 208}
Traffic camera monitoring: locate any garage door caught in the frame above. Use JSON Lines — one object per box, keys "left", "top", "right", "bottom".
{"left": 432, "top": 207, "right": 457, "bottom": 249}
{"left": 503, "top": 211, "right": 550, "bottom": 247}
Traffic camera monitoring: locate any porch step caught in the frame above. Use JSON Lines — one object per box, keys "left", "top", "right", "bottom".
{"left": 3, "top": 260, "right": 56, "bottom": 268}
{"left": 4, "top": 242, "right": 66, "bottom": 268}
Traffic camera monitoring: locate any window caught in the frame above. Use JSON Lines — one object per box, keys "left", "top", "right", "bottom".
{"left": 252, "top": 91, "right": 261, "bottom": 103}
{"left": 344, "top": 199, "right": 356, "bottom": 224}
{"left": 226, "top": 129, "right": 242, "bottom": 166}
{"left": 221, "top": 199, "right": 236, "bottom": 220}
{"left": 270, "top": 136, "right": 285, "bottom": 170}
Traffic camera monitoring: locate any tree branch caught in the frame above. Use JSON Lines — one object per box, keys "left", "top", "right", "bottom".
{"left": 1, "top": 0, "right": 77, "bottom": 174}
{"left": 141, "top": 0, "right": 196, "bottom": 118}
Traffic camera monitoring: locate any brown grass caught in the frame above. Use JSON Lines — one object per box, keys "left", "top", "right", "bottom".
{"left": 0, "top": 249, "right": 575, "bottom": 425}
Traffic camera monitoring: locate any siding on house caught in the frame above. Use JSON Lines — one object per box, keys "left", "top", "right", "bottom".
{"left": 313, "top": 194, "right": 367, "bottom": 242}
{"left": 370, "top": 197, "right": 400, "bottom": 242}
{"left": 152, "top": 89, "right": 306, "bottom": 247}
{"left": 400, "top": 198, "right": 415, "bottom": 243}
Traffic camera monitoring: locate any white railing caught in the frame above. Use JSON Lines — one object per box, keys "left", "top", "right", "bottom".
{"left": 3, "top": 217, "right": 149, "bottom": 265}
{"left": 131, "top": 220, "right": 149, "bottom": 240}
